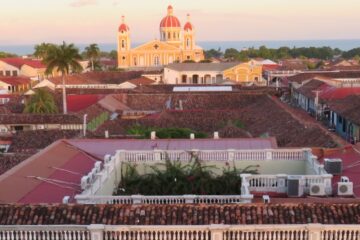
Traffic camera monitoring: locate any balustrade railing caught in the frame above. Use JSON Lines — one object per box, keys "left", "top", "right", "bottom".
{"left": 119, "top": 149, "right": 308, "bottom": 163}
{"left": 0, "top": 226, "right": 89, "bottom": 240}
{"left": 1, "top": 224, "right": 358, "bottom": 240}
{"left": 75, "top": 194, "right": 253, "bottom": 205}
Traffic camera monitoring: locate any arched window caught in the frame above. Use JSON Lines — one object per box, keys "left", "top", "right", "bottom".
{"left": 168, "top": 32, "right": 171, "bottom": 40}
{"left": 154, "top": 56, "right": 160, "bottom": 66}
{"left": 134, "top": 57, "right": 137, "bottom": 66}
{"left": 186, "top": 38, "right": 190, "bottom": 48}
{"left": 173, "top": 32, "right": 176, "bottom": 39}
{"left": 121, "top": 40, "right": 125, "bottom": 48}
{"left": 163, "top": 32, "right": 166, "bottom": 40}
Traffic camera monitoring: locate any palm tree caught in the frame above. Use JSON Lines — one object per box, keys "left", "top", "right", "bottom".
{"left": 84, "top": 43, "right": 100, "bottom": 71}
{"left": 33, "top": 43, "right": 54, "bottom": 59}
{"left": 43, "top": 42, "right": 83, "bottom": 114}
{"left": 24, "top": 88, "right": 58, "bottom": 114}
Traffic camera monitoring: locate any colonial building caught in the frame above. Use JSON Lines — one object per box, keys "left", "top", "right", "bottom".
{"left": 163, "top": 61, "right": 263, "bottom": 85}
{"left": 117, "top": 5, "right": 204, "bottom": 68}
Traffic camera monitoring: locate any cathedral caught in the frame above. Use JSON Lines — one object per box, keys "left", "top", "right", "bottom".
{"left": 117, "top": 5, "right": 205, "bottom": 68}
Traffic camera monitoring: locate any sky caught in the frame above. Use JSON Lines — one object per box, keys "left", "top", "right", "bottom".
{"left": 1, "top": 0, "right": 360, "bottom": 45}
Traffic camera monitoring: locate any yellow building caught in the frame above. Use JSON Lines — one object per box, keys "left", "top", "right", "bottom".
{"left": 117, "top": 5, "right": 204, "bottom": 68}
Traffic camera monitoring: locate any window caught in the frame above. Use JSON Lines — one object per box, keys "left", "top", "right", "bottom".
{"left": 182, "top": 75, "right": 187, "bottom": 83}
{"left": 121, "top": 40, "right": 125, "bottom": 48}
{"left": 5, "top": 71, "right": 10, "bottom": 76}
{"left": 186, "top": 38, "right": 190, "bottom": 48}
{"left": 12, "top": 71, "right": 17, "bottom": 76}
{"left": 187, "top": 56, "right": 190, "bottom": 60}
{"left": 168, "top": 32, "right": 171, "bottom": 40}
{"left": 154, "top": 56, "right": 160, "bottom": 66}
{"left": 0, "top": 71, "right": 3, "bottom": 76}
{"left": 134, "top": 57, "right": 137, "bottom": 66}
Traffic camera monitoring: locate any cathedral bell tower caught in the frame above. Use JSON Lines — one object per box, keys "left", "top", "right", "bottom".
{"left": 117, "top": 16, "right": 131, "bottom": 68}
{"left": 183, "top": 14, "right": 195, "bottom": 51}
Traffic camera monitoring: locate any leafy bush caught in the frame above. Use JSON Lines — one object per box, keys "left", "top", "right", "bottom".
{"left": 126, "top": 125, "right": 208, "bottom": 139}
{"left": 116, "top": 153, "right": 258, "bottom": 195}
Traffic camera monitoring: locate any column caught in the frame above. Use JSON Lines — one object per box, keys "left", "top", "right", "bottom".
{"left": 88, "top": 225, "right": 105, "bottom": 240}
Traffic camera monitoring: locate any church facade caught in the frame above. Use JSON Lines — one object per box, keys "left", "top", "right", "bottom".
{"left": 117, "top": 6, "right": 204, "bottom": 69}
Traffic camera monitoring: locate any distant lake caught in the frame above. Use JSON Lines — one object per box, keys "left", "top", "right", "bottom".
{"left": 1, "top": 39, "right": 360, "bottom": 56}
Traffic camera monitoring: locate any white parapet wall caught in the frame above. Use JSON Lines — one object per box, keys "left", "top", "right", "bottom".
{"left": 0, "top": 224, "right": 360, "bottom": 240}
{"left": 78, "top": 148, "right": 314, "bottom": 197}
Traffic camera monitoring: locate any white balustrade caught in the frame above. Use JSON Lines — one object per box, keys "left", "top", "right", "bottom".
{"left": 75, "top": 194, "right": 253, "bottom": 204}
{"left": 243, "top": 174, "right": 333, "bottom": 194}
{"left": 119, "top": 149, "right": 309, "bottom": 163}
{"left": 1, "top": 224, "right": 360, "bottom": 240}
{"left": 0, "top": 226, "right": 89, "bottom": 240}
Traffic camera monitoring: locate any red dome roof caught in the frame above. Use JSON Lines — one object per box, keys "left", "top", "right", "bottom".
{"left": 184, "top": 14, "right": 193, "bottom": 31}
{"left": 118, "top": 23, "right": 129, "bottom": 32}
{"left": 160, "top": 5, "right": 181, "bottom": 28}
{"left": 184, "top": 22, "right": 193, "bottom": 31}
{"left": 118, "top": 16, "right": 129, "bottom": 32}
{"left": 160, "top": 16, "right": 181, "bottom": 28}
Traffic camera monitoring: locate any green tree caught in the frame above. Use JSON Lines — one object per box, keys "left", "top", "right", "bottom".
{"left": 109, "top": 50, "right": 118, "bottom": 60}
{"left": 224, "top": 48, "right": 239, "bottom": 61}
{"left": 0, "top": 52, "right": 17, "bottom": 58}
{"left": 43, "top": 42, "right": 83, "bottom": 114}
{"left": 33, "top": 43, "right": 55, "bottom": 59}
{"left": 84, "top": 43, "right": 100, "bottom": 71}
{"left": 24, "top": 89, "right": 58, "bottom": 114}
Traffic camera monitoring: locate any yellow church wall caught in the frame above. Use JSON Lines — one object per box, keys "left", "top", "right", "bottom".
{"left": 223, "top": 63, "right": 262, "bottom": 82}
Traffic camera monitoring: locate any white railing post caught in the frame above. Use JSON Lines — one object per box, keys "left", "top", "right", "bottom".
{"left": 308, "top": 224, "right": 322, "bottom": 240}
{"left": 210, "top": 224, "right": 226, "bottom": 240}
{"left": 154, "top": 149, "right": 162, "bottom": 161}
{"left": 131, "top": 195, "right": 143, "bottom": 204}
{"left": 184, "top": 195, "right": 196, "bottom": 204}
{"left": 228, "top": 149, "right": 235, "bottom": 161}
{"left": 88, "top": 224, "right": 105, "bottom": 240}
{"left": 276, "top": 174, "right": 287, "bottom": 193}
{"left": 265, "top": 149, "right": 272, "bottom": 160}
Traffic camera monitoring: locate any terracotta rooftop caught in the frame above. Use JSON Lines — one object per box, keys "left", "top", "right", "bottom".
{"left": 0, "top": 203, "right": 360, "bottom": 225}
{"left": 0, "top": 77, "right": 31, "bottom": 86}
{"left": 295, "top": 79, "right": 331, "bottom": 99}
{"left": 287, "top": 71, "right": 360, "bottom": 83}
{"left": 0, "top": 114, "right": 82, "bottom": 124}
{"left": 0, "top": 58, "right": 45, "bottom": 69}
{"left": 0, "top": 141, "right": 98, "bottom": 204}
{"left": 327, "top": 95, "right": 360, "bottom": 125}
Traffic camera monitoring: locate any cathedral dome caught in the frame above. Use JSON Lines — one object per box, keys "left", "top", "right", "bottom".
{"left": 118, "top": 16, "right": 129, "bottom": 32}
{"left": 160, "top": 5, "right": 181, "bottom": 28}
{"left": 184, "top": 14, "right": 193, "bottom": 31}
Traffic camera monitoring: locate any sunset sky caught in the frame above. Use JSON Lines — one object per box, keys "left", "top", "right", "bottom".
{"left": 1, "top": 0, "right": 360, "bottom": 45}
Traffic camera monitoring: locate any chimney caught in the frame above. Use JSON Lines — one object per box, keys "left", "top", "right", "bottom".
{"left": 214, "top": 132, "right": 219, "bottom": 139}
{"left": 190, "top": 133, "right": 195, "bottom": 140}
{"left": 151, "top": 131, "right": 156, "bottom": 140}
{"left": 105, "top": 130, "right": 109, "bottom": 139}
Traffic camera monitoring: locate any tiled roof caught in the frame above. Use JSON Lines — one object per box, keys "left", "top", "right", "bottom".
{"left": 0, "top": 141, "right": 99, "bottom": 203}
{"left": 0, "top": 77, "right": 31, "bottom": 86}
{"left": 0, "top": 203, "right": 360, "bottom": 225}
{"left": 0, "top": 58, "right": 45, "bottom": 69}
{"left": 166, "top": 63, "right": 240, "bottom": 72}
{"left": 295, "top": 79, "right": 330, "bottom": 99}
{"left": 287, "top": 71, "right": 360, "bottom": 83}
{"left": 127, "top": 77, "right": 155, "bottom": 86}
{"left": 0, "top": 114, "right": 82, "bottom": 124}
{"left": 320, "top": 87, "right": 360, "bottom": 101}
{"left": 67, "top": 94, "right": 105, "bottom": 112}
{"left": 48, "top": 71, "right": 143, "bottom": 85}
{"left": 327, "top": 95, "right": 360, "bottom": 125}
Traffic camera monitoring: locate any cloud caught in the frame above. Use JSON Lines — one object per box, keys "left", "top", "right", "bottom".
{"left": 70, "top": 0, "right": 97, "bottom": 7}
